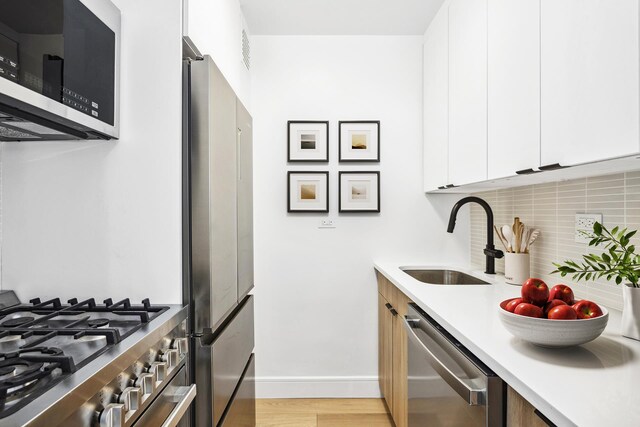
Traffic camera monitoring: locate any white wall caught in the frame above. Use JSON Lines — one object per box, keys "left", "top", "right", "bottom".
{"left": 251, "top": 36, "right": 470, "bottom": 397}
{"left": 185, "top": 0, "right": 251, "bottom": 111}
{"left": 1, "top": 0, "right": 183, "bottom": 304}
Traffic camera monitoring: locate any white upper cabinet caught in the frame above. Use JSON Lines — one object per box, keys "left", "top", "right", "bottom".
{"left": 423, "top": 0, "right": 640, "bottom": 192}
{"left": 487, "top": 0, "right": 540, "bottom": 180}
{"left": 448, "top": 0, "right": 488, "bottom": 186}
{"left": 540, "top": 0, "right": 640, "bottom": 167}
{"left": 423, "top": 4, "right": 449, "bottom": 191}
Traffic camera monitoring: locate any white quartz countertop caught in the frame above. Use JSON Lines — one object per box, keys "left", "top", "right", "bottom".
{"left": 374, "top": 261, "right": 640, "bottom": 427}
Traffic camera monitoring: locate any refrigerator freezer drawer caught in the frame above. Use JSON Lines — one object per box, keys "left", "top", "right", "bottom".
{"left": 220, "top": 353, "right": 256, "bottom": 427}
{"left": 196, "top": 295, "right": 254, "bottom": 427}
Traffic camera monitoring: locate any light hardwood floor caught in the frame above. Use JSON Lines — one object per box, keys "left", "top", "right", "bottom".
{"left": 256, "top": 398, "right": 395, "bottom": 427}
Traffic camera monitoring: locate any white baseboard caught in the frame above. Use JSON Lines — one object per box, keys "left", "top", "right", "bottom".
{"left": 255, "top": 376, "right": 382, "bottom": 399}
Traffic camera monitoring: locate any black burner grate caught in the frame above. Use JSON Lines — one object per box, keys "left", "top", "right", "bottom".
{"left": 0, "top": 297, "right": 169, "bottom": 419}
{"left": 0, "top": 347, "right": 76, "bottom": 398}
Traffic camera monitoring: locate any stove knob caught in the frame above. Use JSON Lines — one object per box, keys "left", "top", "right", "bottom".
{"left": 149, "top": 361, "right": 167, "bottom": 383}
{"left": 161, "top": 349, "right": 180, "bottom": 369}
{"left": 134, "top": 372, "right": 156, "bottom": 395}
{"left": 99, "top": 403, "right": 125, "bottom": 427}
{"left": 118, "top": 386, "right": 141, "bottom": 412}
{"left": 172, "top": 337, "right": 188, "bottom": 355}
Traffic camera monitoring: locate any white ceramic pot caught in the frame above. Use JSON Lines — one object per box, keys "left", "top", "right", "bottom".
{"left": 504, "top": 253, "right": 530, "bottom": 286}
{"left": 622, "top": 284, "right": 640, "bottom": 341}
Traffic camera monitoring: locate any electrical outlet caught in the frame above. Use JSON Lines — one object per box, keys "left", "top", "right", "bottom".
{"left": 575, "top": 213, "right": 602, "bottom": 243}
{"left": 319, "top": 219, "right": 336, "bottom": 229}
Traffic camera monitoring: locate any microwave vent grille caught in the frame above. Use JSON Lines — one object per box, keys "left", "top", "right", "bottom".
{"left": 0, "top": 124, "right": 38, "bottom": 140}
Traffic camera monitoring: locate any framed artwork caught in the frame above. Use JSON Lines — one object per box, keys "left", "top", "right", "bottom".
{"left": 339, "top": 171, "right": 380, "bottom": 213}
{"left": 287, "top": 121, "right": 329, "bottom": 162}
{"left": 288, "top": 171, "right": 329, "bottom": 212}
{"left": 338, "top": 121, "right": 380, "bottom": 162}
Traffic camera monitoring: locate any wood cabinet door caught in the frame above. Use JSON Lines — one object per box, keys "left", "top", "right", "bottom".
{"left": 507, "top": 386, "right": 549, "bottom": 427}
{"left": 378, "top": 293, "right": 393, "bottom": 412}
{"left": 448, "top": 0, "right": 488, "bottom": 186}
{"left": 424, "top": 3, "right": 449, "bottom": 191}
{"left": 391, "top": 286, "right": 411, "bottom": 427}
{"left": 540, "top": 0, "right": 639, "bottom": 167}
{"left": 487, "top": 0, "right": 540, "bottom": 179}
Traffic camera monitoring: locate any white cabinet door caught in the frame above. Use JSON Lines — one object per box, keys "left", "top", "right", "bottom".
{"left": 424, "top": 5, "right": 449, "bottom": 191}
{"left": 448, "top": 0, "right": 488, "bottom": 185}
{"left": 541, "top": 0, "right": 640, "bottom": 167}
{"left": 488, "top": 0, "right": 540, "bottom": 180}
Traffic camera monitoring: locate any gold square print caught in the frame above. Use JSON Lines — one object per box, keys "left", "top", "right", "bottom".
{"left": 351, "top": 134, "right": 367, "bottom": 150}
{"left": 300, "top": 184, "right": 317, "bottom": 200}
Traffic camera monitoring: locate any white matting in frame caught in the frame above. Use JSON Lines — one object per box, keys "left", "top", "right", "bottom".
{"left": 288, "top": 121, "right": 329, "bottom": 162}
{"left": 288, "top": 171, "right": 329, "bottom": 212}
{"left": 339, "top": 121, "right": 380, "bottom": 162}
{"left": 339, "top": 171, "right": 380, "bottom": 212}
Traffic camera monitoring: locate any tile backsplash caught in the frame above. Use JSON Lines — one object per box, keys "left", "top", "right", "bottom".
{"left": 471, "top": 172, "right": 640, "bottom": 311}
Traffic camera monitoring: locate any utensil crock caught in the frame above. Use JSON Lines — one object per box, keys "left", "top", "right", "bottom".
{"left": 504, "top": 253, "right": 530, "bottom": 285}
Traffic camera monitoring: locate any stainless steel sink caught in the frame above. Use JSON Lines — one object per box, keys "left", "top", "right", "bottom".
{"left": 401, "top": 269, "right": 490, "bottom": 285}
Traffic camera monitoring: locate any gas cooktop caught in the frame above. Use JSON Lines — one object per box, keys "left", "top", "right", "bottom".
{"left": 0, "top": 294, "right": 169, "bottom": 418}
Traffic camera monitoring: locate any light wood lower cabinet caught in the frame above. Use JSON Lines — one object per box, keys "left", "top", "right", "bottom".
{"left": 377, "top": 273, "right": 553, "bottom": 427}
{"left": 507, "top": 386, "right": 552, "bottom": 427}
{"left": 378, "top": 293, "right": 393, "bottom": 412}
{"left": 376, "top": 272, "right": 410, "bottom": 427}
{"left": 391, "top": 285, "right": 410, "bottom": 427}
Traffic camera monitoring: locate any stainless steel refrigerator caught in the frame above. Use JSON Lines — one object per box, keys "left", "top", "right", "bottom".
{"left": 182, "top": 48, "right": 255, "bottom": 427}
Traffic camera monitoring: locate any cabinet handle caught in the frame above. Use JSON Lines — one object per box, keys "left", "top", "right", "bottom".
{"left": 534, "top": 409, "right": 557, "bottom": 427}
{"left": 515, "top": 168, "right": 538, "bottom": 175}
{"left": 385, "top": 303, "right": 393, "bottom": 310}
{"left": 437, "top": 186, "right": 447, "bottom": 190}
{"left": 539, "top": 163, "right": 565, "bottom": 171}
{"left": 446, "top": 184, "right": 456, "bottom": 188}
{"left": 389, "top": 308, "right": 398, "bottom": 317}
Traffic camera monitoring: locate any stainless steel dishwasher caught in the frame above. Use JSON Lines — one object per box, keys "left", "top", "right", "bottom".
{"left": 403, "top": 304, "right": 505, "bottom": 427}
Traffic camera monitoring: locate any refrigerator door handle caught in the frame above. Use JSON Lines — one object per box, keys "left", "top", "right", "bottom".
{"left": 161, "top": 384, "right": 197, "bottom": 427}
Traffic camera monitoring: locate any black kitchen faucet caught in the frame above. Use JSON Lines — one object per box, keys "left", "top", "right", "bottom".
{"left": 447, "top": 196, "right": 504, "bottom": 274}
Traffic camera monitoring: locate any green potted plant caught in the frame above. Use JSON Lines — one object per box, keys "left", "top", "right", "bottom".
{"left": 552, "top": 222, "right": 640, "bottom": 341}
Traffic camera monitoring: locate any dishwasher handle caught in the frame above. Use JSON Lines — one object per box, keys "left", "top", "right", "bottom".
{"left": 403, "top": 316, "right": 486, "bottom": 406}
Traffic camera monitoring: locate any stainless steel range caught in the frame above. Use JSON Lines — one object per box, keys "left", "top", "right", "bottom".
{"left": 0, "top": 290, "right": 193, "bottom": 427}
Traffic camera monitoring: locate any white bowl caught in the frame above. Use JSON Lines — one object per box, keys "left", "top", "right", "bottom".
{"left": 499, "top": 299, "right": 609, "bottom": 348}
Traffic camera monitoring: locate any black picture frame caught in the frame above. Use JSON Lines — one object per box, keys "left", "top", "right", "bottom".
{"left": 338, "top": 121, "right": 380, "bottom": 162}
{"left": 338, "top": 171, "right": 381, "bottom": 213}
{"left": 287, "top": 171, "right": 330, "bottom": 213}
{"left": 287, "top": 121, "right": 330, "bottom": 162}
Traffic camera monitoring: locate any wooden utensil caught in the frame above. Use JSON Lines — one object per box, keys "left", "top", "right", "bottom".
{"left": 502, "top": 225, "right": 514, "bottom": 253}
{"left": 520, "top": 226, "right": 530, "bottom": 253}
{"left": 494, "top": 225, "right": 509, "bottom": 251}
{"left": 527, "top": 229, "right": 541, "bottom": 251}
{"left": 513, "top": 217, "right": 523, "bottom": 254}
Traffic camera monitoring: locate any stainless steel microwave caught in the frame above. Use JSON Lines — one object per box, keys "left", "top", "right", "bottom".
{"left": 0, "top": 0, "right": 120, "bottom": 141}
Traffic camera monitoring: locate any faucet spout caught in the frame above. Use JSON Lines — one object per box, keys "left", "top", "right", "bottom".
{"left": 447, "top": 196, "right": 503, "bottom": 274}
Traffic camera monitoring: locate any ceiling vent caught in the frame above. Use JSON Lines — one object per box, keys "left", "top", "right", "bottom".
{"left": 242, "top": 28, "right": 250, "bottom": 70}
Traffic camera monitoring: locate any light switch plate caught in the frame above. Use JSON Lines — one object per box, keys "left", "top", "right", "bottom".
{"left": 575, "top": 213, "right": 602, "bottom": 243}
